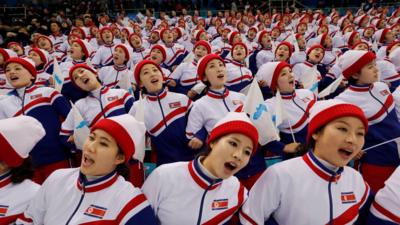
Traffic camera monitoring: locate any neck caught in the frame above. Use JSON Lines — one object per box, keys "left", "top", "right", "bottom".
{"left": 314, "top": 153, "right": 339, "bottom": 172}
{"left": 199, "top": 156, "right": 219, "bottom": 179}
{"left": 210, "top": 86, "right": 225, "bottom": 91}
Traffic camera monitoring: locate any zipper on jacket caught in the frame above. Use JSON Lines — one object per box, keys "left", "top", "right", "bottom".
{"left": 196, "top": 181, "right": 215, "bottom": 225}
{"left": 65, "top": 182, "right": 86, "bottom": 225}
{"left": 157, "top": 95, "right": 168, "bottom": 128}
{"left": 327, "top": 174, "right": 336, "bottom": 225}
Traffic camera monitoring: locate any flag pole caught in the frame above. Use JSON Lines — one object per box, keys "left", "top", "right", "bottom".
{"left": 363, "top": 137, "right": 400, "bottom": 152}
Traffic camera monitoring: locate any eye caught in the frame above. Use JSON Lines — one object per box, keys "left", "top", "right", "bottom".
{"left": 338, "top": 127, "right": 347, "bottom": 132}
{"left": 244, "top": 149, "right": 252, "bottom": 156}
{"left": 357, "top": 131, "right": 365, "bottom": 137}
{"left": 229, "top": 140, "right": 238, "bottom": 147}
{"left": 100, "top": 142, "right": 108, "bottom": 147}
{"left": 89, "top": 135, "right": 95, "bottom": 141}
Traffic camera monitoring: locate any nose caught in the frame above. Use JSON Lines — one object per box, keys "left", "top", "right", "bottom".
{"left": 232, "top": 149, "right": 243, "bottom": 162}
{"left": 345, "top": 132, "right": 356, "bottom": 144}
{"left": 84, "top": 139, "right": 96, "bottom": 153}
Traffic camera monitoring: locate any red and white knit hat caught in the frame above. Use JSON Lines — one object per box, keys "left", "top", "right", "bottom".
{"left": 150, "top": 44, "right": 167, "bottom": 62}
{"left": 37, "top": 35, "right": 54, "bottom": 48}
{"left": 257, "top": 30, "right": 269, "bottom": 44}
{"left": 28, "top": 47, "right": 50, "bottom": 66}
{"left": 275, "top": 41, "right": 294, "bottom": 58}
{"left": 338, "top": 50, "right": 376, "bottom": 79}
{"left": 4, "top": 57, "right": 37, "bottom": 79}
{"left": 343, "top": 31, "right": 359, "bottom": 46}
{"left": 307, "top": 99, "right": 368, "bottom": 143}
{"left": 197, "top": 54, "right": 225, "bottom": 82}
{"left": 231, "top": 42, "right": 248, "bottom": 56}
{"left": 306, "top": 44, "right": 325, "bottom": 57}
{"left": 159, "top": 28, "right": 170, "bottom": 39}
{"left": 71, "top": 27, "right": 86, "bottom": 39}
{"left": 133, "top": 59, "right": 164, "bottom": 87}
{"left": 354, "top": 14, "right": 369, "bottom": 27}
{"left": 386, "top": 40, "right": 400, "bottom": 55}
{"left": 228, "top": 31, "right": 240, "bottom": 45}
{"left": 255, "top": 61, "right": 291, "bottom": 91}
{"left": 0, "top": 48, "right": 17, "bottom": 62}
{"left": 193, "top": 29, "right": 206, "bottom": 42}
{"left": 99, "top": 27, "right": 114, "bottom": 42}
{"left": 193, "top": 40, "right": 211, "bottom": 54}
{"left": 0, "top": 116, "right": 45, "bottom": 167}
{"left": 389, "top": 47, "right": 400, "bottom": 70}
{"left": 114, "top": 44, "right": 131, "bottom": 62}
{"left": 69, "top": 63, "right": 97, "bottom": 88}
{"left": 373, "top": 28, "right": 390, "bottom": 44}
{"left": 208, "top": 112, "right": 259, "bottom": 152}
{"left": 91, "top": 114, "right": 146, "bottom": 162}
{"left": 351, "top": 41, "right": 371, "bottom": 50}
{"left": 72, "top": 38, "right": 94, "bottom": 58}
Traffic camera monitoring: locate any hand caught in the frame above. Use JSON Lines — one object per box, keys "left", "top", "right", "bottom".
{"left": 283, "top": 143, "right": 301, "bottom": 153}
{"left": 353, "top": 151, "right": 365, "bottom": 160}
{"left": 188, "top": 137, "right": 203, "bottom": 150}
{"left": 67, "top": 135, "right": 75, "bottom": 143}
{"left": 187, "top": 90, "right": 198, "bottom": 99}
{"left": 168, "top": 80, "right": 177, "bottom": 87}
{"left": 258, "top": 80, "right": 267, "bottom": 87}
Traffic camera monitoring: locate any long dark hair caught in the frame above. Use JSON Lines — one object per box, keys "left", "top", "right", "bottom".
{"left": 115, "top": 147, "right": 130, "bottom": 181}
{"left": 10, "top": 158, "right": 35, "bottom": 184}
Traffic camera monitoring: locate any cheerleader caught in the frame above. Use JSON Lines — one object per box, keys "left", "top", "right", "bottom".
{"left": 91, "top": 27, "right": 116, "bottom": 68}
{"left": 0, "top": 57, "right": 72, "bottom": 184}
{"left": 17, "top": 115, "right": 158, "bottom": 224}
{"left": 335, "top": 50, "right": 400, "bottom": 192}
{"left": 0, "top": 48, "right": 17, "bottom": 95}
{"left": 142, "top": 112, "right": 257, "bottom": 224}
{"left": 129, "top": 60, "right": 194, "bottom": 165}
{"left": 240, "top": 99, "right": 372, "bottom": 225}
{"left": 225, "top": 42, "right": 253, "bottom": 93}
{"left": 27, "top": 48, "right": 53, "bottom": 87}
{"left": 0, "top": 116, "right": 44, "bottom": 224}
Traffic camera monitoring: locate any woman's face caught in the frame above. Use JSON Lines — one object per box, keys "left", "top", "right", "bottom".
{"left": 275, "top": 45, "right": 290, "bottom": 61}
{"left": 203, "top": 133, "right": 253, "bottom": 179}
{"left": 81, "top": 129, "right": 125, "bottom": 177}
{"left": 113, "top": 47, "right": 127, "bottom": 65}
{"left": 194, "top": 45, "right": 208, "bottom": 59}
{"left": 353, "top": 61, "right": 379, "bottom": 85}
{"left": 204, "top": 59, "right": 227, "bottom": 89}
{"left": 139, "top": 64, "right": 164, "bottom": 93}
{"left": 5, "top": 63, "right": 34, "bottom": 88}
{"left": 28, "top": 51, "right": 43, "bottom": 67}
{"left": 102, "top": 30, "right": 113, "bottom": 43}
{"left": 232, "top": 45, "right": 246, "bottom": 61}
{"left": 276, "top": 66, "right": 295, "bottom": 93}
{"left": 72, "top": 67, "right": 101, "bottom": 91}
{"left": 150, "top": 49, "right": 164, "bottom": 64}
{"left": 70, "top": 42, "right": 85, "bottom": 60}
{"left": 308, "top": 48, "right": 324, "bottom": 64}
{"left": 313, "top": 116, "right": 365, "bottom": 167}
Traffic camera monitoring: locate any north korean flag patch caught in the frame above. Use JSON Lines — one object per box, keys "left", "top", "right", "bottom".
{"left": 169, "top": 101, "right": 181, "bottom": 109}
{"left": 84, "top": 205, "right": 107, "bottom": 219}
{"left": 212, "top": 199, "right": 229, "bottom": 210}
{"left": 107, "top": 96, "right": 118, "bottom": 101}
{"left": 30, "top": 94, "right": 43, "bottom": 100}
{"left": 380, "top": 90, "right": 389, "bottom": 96}
{"left": 341, "top": 192, "right": 356, "bottom": 204}
{"left": 0, "top": 205, "right": 8, "bottom": 216}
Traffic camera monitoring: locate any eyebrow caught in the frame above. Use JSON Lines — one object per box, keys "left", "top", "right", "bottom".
{"left": 336, "top": 120, "right": 365, "bottom": 130}
{"left": 99, "top": 136, "right": 111, "bottom": 142}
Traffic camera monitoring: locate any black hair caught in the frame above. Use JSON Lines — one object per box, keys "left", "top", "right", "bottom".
{"left": 115, "top": 147, "right": 130, "bottom": 181}
{"left": 295, "top": 125, "right": 326, "bottom": 156}
{"left": 10, "top": 158, "right": 34, "bottom": 184}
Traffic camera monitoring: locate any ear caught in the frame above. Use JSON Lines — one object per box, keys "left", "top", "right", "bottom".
{"left": 351, "top": 72, "right": 361, "bottom": 80}
{"left": 115, "top": 154, "right": 125, "bottom": 165}
{"left": 311, "top": 133, "right": 320, "bottom": 141}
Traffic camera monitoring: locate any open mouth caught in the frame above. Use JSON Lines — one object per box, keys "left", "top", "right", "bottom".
{"left": 10, "top": 75, "right": 19, "bottom": 81}
{"left": 82, "top": 77, "right": 90, "bottom": 84}
{"left": 338, "top": 148, "right": 353, "bottom": 157}
{"left": 224, "top": 162, "right": 237, "bottom": 171}
{"left": 150, "top": 78, "right": 159, "bottom": 84}
{"left": 217, "top": 74, "right": 225, "bottom": 79}
{"left": 289, "top": 80, "right": 294, "bottom": 85}
{"left": 82, "top": 154, "right": 95, "bottom": 167}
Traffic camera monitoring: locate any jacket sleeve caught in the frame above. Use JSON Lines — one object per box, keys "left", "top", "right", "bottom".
{"left": 59, "top": 109, "right": 76, "bottom": 150}
{"left": 239, "top": 166, "right": 282, "bottom": 225}
{"left": 185, "top": 102, "right": 207, "bottom": 141}
{"left": 50, "top": 89, "right": 72, "bottom": 120}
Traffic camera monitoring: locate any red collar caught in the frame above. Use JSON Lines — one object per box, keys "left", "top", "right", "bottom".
{"left": 303, "top": 61, "right": 315, "bottom": 67}
{"left": 302, "top": 151, "right": 343, "bottom": 182}
{"left": 348, "top": 84, "right": 372, "bottom": 92}
{"left": 188, "top": 159, "right": 223, "bottom": 190}
{"left": 113, "top": 64, "right": 127, "bottom": 71}
{"left": 0, "top": 171, "right": 12, "bottom": 189}
{"left": 77, "top": 171, "right": 119, "bottom": 193}
{"left": 100, "top": 86, "right": 110, "bottom": 94}
{"left": 206, "top": 88, "right": 229, "bottom": 99}
{"left": 230, "top": 60, "right": 246, "bottom": 67}
{"left": 281, "top": 92, "right": 296, "bottom": 100}
{"left": 147, "top": 88, "right": 168, "bottom": 101}
{"left": 25, "top": 85, "right": 38, "bottom": 94}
